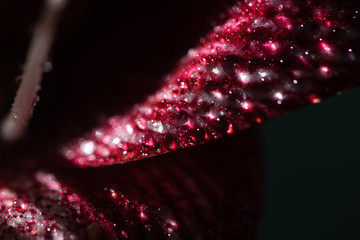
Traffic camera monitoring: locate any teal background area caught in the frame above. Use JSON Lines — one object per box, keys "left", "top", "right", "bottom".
{"left": 257, "top": 87, "right": 360, "bottom": 239}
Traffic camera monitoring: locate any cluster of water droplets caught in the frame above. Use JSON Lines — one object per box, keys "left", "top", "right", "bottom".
{"left": 0, "top": 172, "right": 114, "bottom": 239}
{"left": 65, "top": 0, "right": 360, "bottom": 167}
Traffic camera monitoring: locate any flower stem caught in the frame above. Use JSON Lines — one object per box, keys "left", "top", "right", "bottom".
{"left": 1, "top": 0, "right": 68, "bottom": 141}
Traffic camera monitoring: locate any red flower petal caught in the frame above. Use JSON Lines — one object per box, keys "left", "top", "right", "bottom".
{"left": 64, "top": 0, "right": 360, "bottom": 167}
{"left": 0, "top": 171, "right": 115, "bottom": 239}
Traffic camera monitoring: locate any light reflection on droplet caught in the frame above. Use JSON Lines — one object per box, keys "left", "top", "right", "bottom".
{"left": 112, "top": 137, "right": 120, "bottom": 145}
{"left": 237, "top": 71, "right": 251, "bottom": 84}
{"left": 80, "top": 140, "right": 95, "bottom": 155}
{"left": 320, "top": 42, "right": 332, "bottom": 54}
{"left": 274, "top": 92, "right": 284, "bottom": 100}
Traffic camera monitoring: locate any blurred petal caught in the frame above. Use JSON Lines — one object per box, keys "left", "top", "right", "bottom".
{"left": 0, "top": 172, "right": 115, "bottom": 239}
{"left": 0, "top": 129, "right": 264, "bottom": 239}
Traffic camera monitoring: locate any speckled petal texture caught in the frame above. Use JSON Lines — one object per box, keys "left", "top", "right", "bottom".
{"left": 65, "top": 0, "right": 360, "bottom": 167}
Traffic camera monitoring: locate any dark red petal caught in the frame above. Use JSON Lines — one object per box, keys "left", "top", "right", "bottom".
{"left": 64, "top": 0, "right": 360, "bottom": 167}
{"left": 0, "top": 129, "right": 263, "bottom": 239}
{"left": 0, "top": 171, "right": 116, "bottom": 239}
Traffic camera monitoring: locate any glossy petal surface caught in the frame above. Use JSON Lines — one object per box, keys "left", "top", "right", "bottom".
{"left": 65, "top": 0, "right": 360, "bottom": 167}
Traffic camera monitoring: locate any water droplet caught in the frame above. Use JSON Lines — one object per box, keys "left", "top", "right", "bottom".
{"left": 151, "top": 121, "right": 165, "bottom": 133}
{"left": 32, "top": 95, "right": 40, "bottom": 107}
{"left": 15, "top": 76, "right": 22, "bottom": 85}
{"left": 221, "top": 55, "right": 241, "bottom": 75}
{"left": 80, "top": 140, "right": 95, "bottom": 155}
{"left": 309, "top": 94, "right": 321, "bottom": 104}
{"left": 177, "top": 111, "right": 189, "bottom": 125}
{"left": 43, "top": 61, "right": 53, "bottom": 73}
{"left": 250, "top": 27, "right": 272, "bottom": 43}
{"left": 164, "top": 135, "right": 178, "bottom": 150}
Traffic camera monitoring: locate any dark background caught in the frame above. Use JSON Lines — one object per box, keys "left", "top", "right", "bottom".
{"left": 257, "top": 87, "right": 360, "bottom": 239}
{"left": 0, "top": 0, "right": 358, "bottom": 239}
